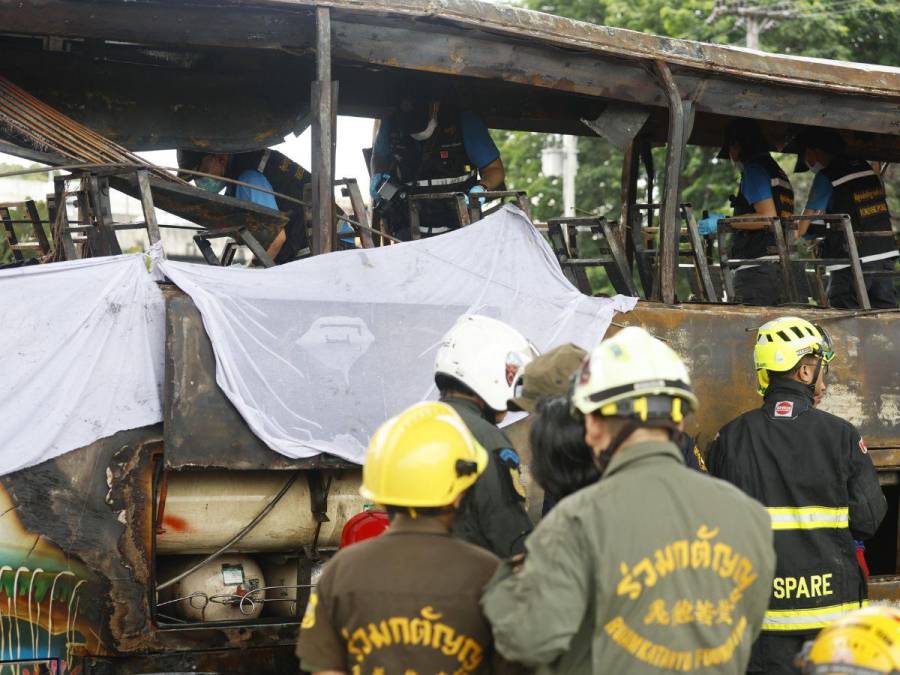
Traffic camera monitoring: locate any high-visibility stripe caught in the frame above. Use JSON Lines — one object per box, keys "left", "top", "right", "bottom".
{"left": 770, "top": 178, "right": 792, "bottom": 191}
{"left": 830, "top": 170, "right": 877, "bottom": 187}
{"left": 826, "top": 249, "right": 899, "bottom": 272}
{"left": 412, "top": 172, "right": 476, "bottom": 187}
{"left": 762, "top": 602, "right": 866, "bottom": 631}
{"left": 767, "top": 506, "right": 849, "bottom": 530}
{"left": 735, "top": 255, "right": 779, "bottom": 272}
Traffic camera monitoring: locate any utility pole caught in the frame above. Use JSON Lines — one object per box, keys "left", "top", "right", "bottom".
{"left": 540, "top": 134, "right": 579, "bottom": 217}
{"left": 707, "top": 0, "right": 796, "bottom": 49}
{"left": 562, "top": 135, "right": 578, "bottom": 218}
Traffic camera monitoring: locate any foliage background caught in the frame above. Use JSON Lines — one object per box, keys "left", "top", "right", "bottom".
{"left": 499, "top": 0, "right": 899, "bottom": 295}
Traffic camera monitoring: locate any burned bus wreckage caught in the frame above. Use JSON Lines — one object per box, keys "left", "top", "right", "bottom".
{"left": 0, "top": 0, "right": 899, "bottom": 672}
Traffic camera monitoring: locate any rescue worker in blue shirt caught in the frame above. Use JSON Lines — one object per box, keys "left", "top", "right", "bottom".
{"left": 791, "top": 128, "right": 898, "bottom": 309}
{"left": 370, "top": 95, "right": 506, "bottom": 240}
{"left": 178, "top": 148, "right": 355, "bottom": 260}
{"left": 718, "top": 120, "right": 796, "bottom": 306}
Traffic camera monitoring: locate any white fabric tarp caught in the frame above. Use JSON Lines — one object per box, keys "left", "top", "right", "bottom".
{"left": 0, "top": 254, "right": 165, "bottom": 476}
{"left": 160, "top": 206, "right": 637, "bottom": 464}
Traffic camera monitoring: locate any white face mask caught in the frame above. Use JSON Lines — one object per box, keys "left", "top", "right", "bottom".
{"left": 809, "top": 161, "right": 824, "bottom": 173}
{"left": 410, "top": 113, "right": 438, "bottom": 141}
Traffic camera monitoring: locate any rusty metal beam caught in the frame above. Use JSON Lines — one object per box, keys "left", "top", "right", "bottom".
{"left": 654, "top": 60, "right": 687, "bottom": 304}
{"left": 311, "top": 7, "right": 336, "bottom": 256}
{"left": 330, "top": 20, "right": 900, "bottom": 137}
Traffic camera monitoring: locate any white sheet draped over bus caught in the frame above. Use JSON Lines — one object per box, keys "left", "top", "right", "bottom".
{"left": 0, "top": 254, "right": 166, "bottom": 476}
{"left": 159, "top": 206, "right": 637, "bottom": 464}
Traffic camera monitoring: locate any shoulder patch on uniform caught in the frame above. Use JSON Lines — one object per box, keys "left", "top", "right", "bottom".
{"left": 859, "top": 438, "right": 868, "bottom": 454}
{"left": 497, "top": 448, "right": 520, "bottom": 468}
{"left": 693, "top": 445, "right": 708, "bottom": 472}
{"left": 497, "top": 448, "right": 526, "bottom": 500}
{"left": 300, "top": 590, "right": 318, "bottom": 629}
{"left": 774, "top": 401, "right": 794, "bottom": 418}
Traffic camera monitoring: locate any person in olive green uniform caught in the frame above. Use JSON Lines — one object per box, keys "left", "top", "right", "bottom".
{"left": 433, "top": 314, "right": 538, "bottom": 558}
{"left": 297, "top": 401, "right": 525, "bottom": 674}
{"left": 482, "top": 327, "right": 776, "bottom": 674}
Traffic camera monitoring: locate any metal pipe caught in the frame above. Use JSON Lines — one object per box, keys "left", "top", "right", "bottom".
{"left": 653, "top": 60, "right": 687, "bottom": 305}
{"left": 156, "top": 471, "right": 302, "bottom": 592}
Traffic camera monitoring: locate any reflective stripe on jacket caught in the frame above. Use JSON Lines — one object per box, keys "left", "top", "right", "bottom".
{"left": 707, "top": 379, "right": 887, "bottom": 635}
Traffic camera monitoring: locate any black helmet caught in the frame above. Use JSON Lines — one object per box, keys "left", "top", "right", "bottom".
{"left": 717, "top": 119, "right": 768, "bottom": 160}
{"left": 785, "top": 128, "right": 845, "bottom": 173}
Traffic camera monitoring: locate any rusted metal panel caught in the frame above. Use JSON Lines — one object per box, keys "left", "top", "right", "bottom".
{"left": 164, "top": 288, "right": 356, "bottom": 471}
{"left": 613, "top": 303, "right": 900, "bottom": 451}
{"left": 2, "top": 44, "right": 310, "bottom": 152}
{"left": 8, "top": 0, "right": 888, "bottom": 98}
{"left": 867, "top": 576, "right": 900, "bottom": 604}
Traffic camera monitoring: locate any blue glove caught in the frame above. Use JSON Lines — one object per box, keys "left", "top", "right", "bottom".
{"left": 466, "top": 183, "right": 487, "bottom": 207}
{"left": 370, "top": 173, "right": 391, "bottom": 202}
{"left": 698, "top": 212, "right": 725, "bottom": 236}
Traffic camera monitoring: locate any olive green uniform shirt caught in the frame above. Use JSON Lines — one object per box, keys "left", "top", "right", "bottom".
{"left": 444, "top": 396, "right": 534, "bottom": 557}
{"left": 297, "top": 516, "right": 526, "bottom": 674}
{"left": 482, "top": 440, "right": 776, "bottom": 674}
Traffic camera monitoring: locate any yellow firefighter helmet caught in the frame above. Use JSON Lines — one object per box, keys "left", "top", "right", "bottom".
{"left": 802, "top": 605, "right": 900, "bottom": 674}
{"left": 360, "top": 401, "right": 487, "bottom": 508}
{"left": 754, "top": 316, "right": 835, "bottom": 395}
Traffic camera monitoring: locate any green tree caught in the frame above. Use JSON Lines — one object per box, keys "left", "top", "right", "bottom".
{"left": 500, "top": 0, "right": 899, "bottom": 295}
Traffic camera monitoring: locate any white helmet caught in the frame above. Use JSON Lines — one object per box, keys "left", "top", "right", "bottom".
{"left": 572, "top": 326, "right": 698, "bottom": 423}
{"left": 434, "top": 314, "right": 539, "bottom": 412}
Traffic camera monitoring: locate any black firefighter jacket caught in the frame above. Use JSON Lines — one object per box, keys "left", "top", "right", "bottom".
{"left": 707, "top": 379, "right": 886, "bottom": 635}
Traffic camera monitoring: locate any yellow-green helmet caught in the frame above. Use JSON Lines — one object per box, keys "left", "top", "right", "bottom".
{"left": 754, "top": 317, "right": 835, "bottom": 395}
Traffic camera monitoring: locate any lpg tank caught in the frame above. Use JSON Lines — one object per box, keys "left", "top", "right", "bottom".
{"left": 157, "top": 470, "right": 365, "bottom": 554}
{"left": 172, "top": 555, "right": 266, "bottom": 622}
{"left": 259, "top": 559, "right": 300, "bottom": 619}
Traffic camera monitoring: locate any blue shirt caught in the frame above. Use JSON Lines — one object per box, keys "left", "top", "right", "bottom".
{"left": 740, "top": 162, "right": 774, "bottom": 205}
{"left": 805, "top": 171, "right": 834, "bottom": 212}
{"left": 373, "top": 110, "right": 500, "bottom": 169}
{"left": 232, "top": 169, "right": 278, "bottom": 209}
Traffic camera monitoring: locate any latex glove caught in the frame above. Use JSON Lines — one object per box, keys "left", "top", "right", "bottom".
{"left": 698, "top": 212, "right": 725, "bottom": 236}
{"left": 466, "top": 183, "right": 487, "bottom": 207}
{"left": 370, "top": 173, "right": 391, "bottom": 201}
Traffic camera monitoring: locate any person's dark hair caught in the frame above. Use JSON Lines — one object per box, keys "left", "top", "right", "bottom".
{"left": 385, "top": 505, "right": 452, "bottom": 519}
{"left": 435, "top": 373, "right": 478, "bottom": 399}
{"left": 724, "top": 119, "right": 768, "bottom": 162}
{"left": 529, "top": 395, "right": 599, "bottom": 502}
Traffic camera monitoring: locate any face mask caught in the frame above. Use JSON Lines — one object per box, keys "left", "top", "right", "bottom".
{"left": 196, "top": 177, "right": 225, "bottom": 194}
{"left": 809, "top": 161, "right": 824, "bottom": 173}
{"left": 410, "top": 114, "right": 438, "bottom": 141}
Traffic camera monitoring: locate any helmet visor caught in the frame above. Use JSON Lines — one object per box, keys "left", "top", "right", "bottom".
{"left": 814, "top": 324, "right": 835, "bottom": 362}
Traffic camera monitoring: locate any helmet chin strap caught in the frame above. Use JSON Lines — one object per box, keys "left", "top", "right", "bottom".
{"left": 594, "top": 420, "right": 683, "bottom": 477}
{"left": 806, "top": 356, "right": 824, "bottom": 399}
{"left": 594, "top": 422, "right": 639, "bottom": 477}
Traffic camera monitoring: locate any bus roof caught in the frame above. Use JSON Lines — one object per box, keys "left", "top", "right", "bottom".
{"left": 1, "top": 0, "right": 898, "bottom": 159}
